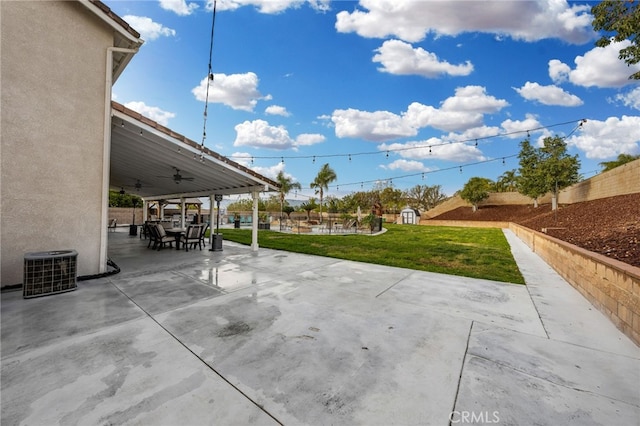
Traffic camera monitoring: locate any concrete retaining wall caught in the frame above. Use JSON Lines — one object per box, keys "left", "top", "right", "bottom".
{"left": 509, "top": 223, "right": 640, "bottom": 346}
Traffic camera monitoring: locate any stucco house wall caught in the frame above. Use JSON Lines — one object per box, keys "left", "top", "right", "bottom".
{"left": 1, "top": 2, "right": 114, "bottom": 285}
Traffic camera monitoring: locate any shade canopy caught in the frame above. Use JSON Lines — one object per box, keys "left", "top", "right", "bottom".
{"left": 109, "top": 102, "right": 279, "bottom": 201}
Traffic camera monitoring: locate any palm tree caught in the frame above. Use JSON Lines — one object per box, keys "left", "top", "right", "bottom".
{"left": 310, "top": 163, "right": 337, "bottom": 224}
{"left": 496, "top": 169, "right": 519, "bottom": 192}
{"left": 276, "top": 171, "right": 301, "bottom": 229}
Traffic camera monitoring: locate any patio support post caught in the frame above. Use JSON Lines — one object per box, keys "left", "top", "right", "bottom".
{"left": 142, "top": 200, "right": 148, "bottom": 223}
{"left": 251, "top": 190, "right": 259, "bottom": 251}
{"left": 180, "top": 197, "right": 186, "bottom": 228}
{"left": 209, "top": 194, "right": 214, "bottom": 246}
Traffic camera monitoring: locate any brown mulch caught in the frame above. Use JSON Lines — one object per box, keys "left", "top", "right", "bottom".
{"left": 429, "top": 193, "right": 640, "bottom": 268}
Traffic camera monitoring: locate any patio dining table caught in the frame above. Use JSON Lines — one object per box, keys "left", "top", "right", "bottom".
{"left": 165, "top": 228, "right": 186, "bottom": 250}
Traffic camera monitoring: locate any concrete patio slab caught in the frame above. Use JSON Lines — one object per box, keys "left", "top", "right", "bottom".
{"left": 0, "top": 280, "right": 144, "bottom": 356}
{"left": 383, "top": 270, "right": 547, "bottom": 336}
{"left": 155, "top": 281, "right": 472, "bottom": 425}
{"left": 1, "top": 315, "right": 278, "bottom": 425}
{"left": 2, "top": 230, "right": 639, "bottom": 425}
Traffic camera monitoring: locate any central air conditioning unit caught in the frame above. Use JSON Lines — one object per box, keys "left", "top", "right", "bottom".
{"left": 23, "top": 250, "right": 78, "bottom": 298}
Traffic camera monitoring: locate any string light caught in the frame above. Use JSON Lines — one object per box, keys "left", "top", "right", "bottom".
{"left": 199, "top": 0, "right": 218, "bottom": 151}
{"left": 229, "top": 118, "right": 583, "bottom": 163}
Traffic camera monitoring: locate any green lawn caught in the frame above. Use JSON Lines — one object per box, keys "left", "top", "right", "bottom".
{"left": 217, "top": 224, "right": 524, "bottom": 284}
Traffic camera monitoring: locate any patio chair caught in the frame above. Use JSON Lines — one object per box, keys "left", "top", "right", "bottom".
{"left": 108, "top": 218, "right": 117, "bottom": 232}
{"left": 145, "top": 223, "right": 158, "bottom": 248}
{"left": 183, "top": 224, "right": 203, "bottom": 252}
{"left": 199, "top": 224, "right": 209, "bottom": 249}
{"left": 154, "top": 224, "right": 176, "bottom": 251}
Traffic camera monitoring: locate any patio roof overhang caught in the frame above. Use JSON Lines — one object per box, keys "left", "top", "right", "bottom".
{"left": 109, "top": 102, "right": 279, "bottom": 201}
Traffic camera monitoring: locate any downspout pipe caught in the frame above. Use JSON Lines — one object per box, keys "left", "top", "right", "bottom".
{"left": 100, "top": 47, "right": 138, "bottom": 272}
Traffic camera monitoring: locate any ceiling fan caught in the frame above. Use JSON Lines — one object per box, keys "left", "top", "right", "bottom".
{"left": 124, "top": 179, "right": 149, "bottom": 191}
{"left": 158, "top": 167, "right": 195, "bottom": 184}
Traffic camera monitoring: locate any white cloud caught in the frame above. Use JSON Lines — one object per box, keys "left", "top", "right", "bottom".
{"left": 372, "top": 39, "right": 473, "bottom": 78}
{"left": 404, "top": 103, "right": 483, "bottom": 133}
{"left": 514, "top": 81, "right": 583, "bottom": 106}
{"left": 295, "top": 133, "right": 325, "bottom": 146}
{"left": 231, "top": 152, "right": 289, "bottom": 180}
{"left": 614, "top": 87, "right": 640, "bottom": 111}
{"left": 213, "top": 0, "right": 329, "bottom": 14}
{"left": 336, "top": 0, "right": 593, "bottom": 44}
{"left": 158, "top": 0, "right": 198, "bottom": 16}
{"left": 552, "top": 40, "right": 640, "bottom": 88}
{"left": 331, "top": 108, "right": 417, "bottom": 142}
{"left": 192, "top": 72, "right": 267, "bottom": 112}
{"left": 123, "top": 101, "right": 175, "bottom": 125}
{"left": 549, "top": 59, "right": 571, "bottom": 84}
{"left": 440, "top": 86, "right": 509, "bottom": 114}
{"left": 404, "top": 86, "right": 508, "bottom": 132}
{"left": 379, "top": 139, "right": 486, "bottom": 163}
{"left": 330, "top": 86, "right": 508, "bottom": 141}
{"left": 122, "top": 16, "right": 176, "bottom": 41}
{"left": 565, "top": 116, "right": 640, "bottom": 159}
{"left": 265, "top": 105, "right": 291, "bottom": 117}
{"left": 233, "top": 119, "right": 324, "bottom": 150}
{"left": 250, "top": 162, "right": 286, "bottom": 180}
{"left": 500, "top": 115, "right": 544, "bottom": 139}
{"left": 381, "top": 159, "right": 432, "bottom": 172}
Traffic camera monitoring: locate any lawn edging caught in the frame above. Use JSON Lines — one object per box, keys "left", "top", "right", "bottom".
{"left": 510, "top": 222, "right": 640, "bottom": 346}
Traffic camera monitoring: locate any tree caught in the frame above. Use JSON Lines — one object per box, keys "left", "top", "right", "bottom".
{"left": 109, "top": 190, "right": 142, "bottom": 208}
{"left": 276, "top": 171, "right": 301, "bottom": 228}
{"left": 405, "top": 184, "right": 447, "bottom": 211}
{"left": 517, "top": 139, "right": 547, "bottom": 207}
{"left": 599, "top": 153, "right": 640, "bottom": 171}
{"left": 310, "top": 163, "right": 337, "bottom": 224}
{"left": 517, "top": 137, "right": 580, "bottom": 209}
{"left": 495, "top": 169, "right": 519, "bottom": 192}
{"left": 460, "top": 177, "right": 494, "bottom": 212}
{"left": 380, "top": 186, "right": 404, "bottom": 214}
{"left": 592, "top": 0, "right": 640, "bottom": 80}
{"left": 538, "top": 136, "right": 581, "bottom": 210}
{"left": 299, "top": 199, "right": 318, "bottom": 221}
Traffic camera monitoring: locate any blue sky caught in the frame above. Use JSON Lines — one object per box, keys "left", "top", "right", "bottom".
{"left": 110, "top": 0, "right": 640, "bottom": 200}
